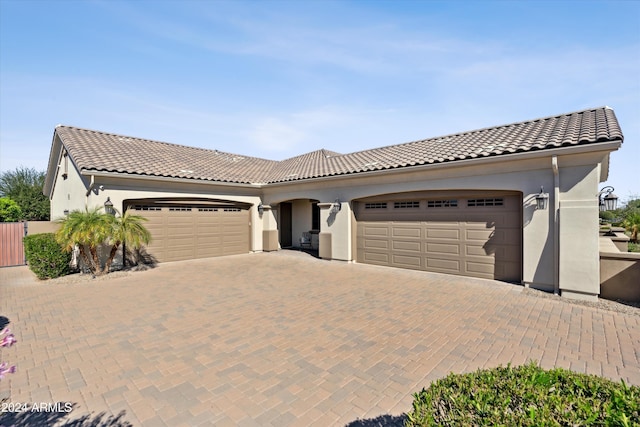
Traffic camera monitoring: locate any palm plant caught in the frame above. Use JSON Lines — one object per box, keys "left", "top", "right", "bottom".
{"left": 623, "top": 211, "right": 640, "bottom": 243}
{"left": 103, "top": 209, "right": 151, "bottom": 274}
{"left": 55, "top": 207, "right": 111, "bottom": 275}
{"left": 56, "top": 207, "right": 152, "bottom": 275}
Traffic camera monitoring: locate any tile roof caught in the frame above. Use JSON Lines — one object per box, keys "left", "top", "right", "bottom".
{"left": 55, "top": 127, "right": 277, "bottom": 184}
{"left": 54, "top": 107, "right": 622, "bottom": 186}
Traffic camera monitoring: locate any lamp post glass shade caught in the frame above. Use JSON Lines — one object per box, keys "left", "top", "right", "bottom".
{"left": 603, "top": 192, "right": 618, "bottom": 211}
{"left": 535, "top": 187, "right": 549, "bottom": 210}
{"left": 598, "top": 186, "right": 618, "bottom": 212}
{"left": 104, "top": 197, "right": 115, "bottom": 215}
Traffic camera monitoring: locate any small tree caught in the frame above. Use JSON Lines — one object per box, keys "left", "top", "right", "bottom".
{"left": 55, "top": 207, "right": 111, "bottom": 275}
{"left": 0, "top": 197, "right": 22, "bottom": 222}
{"left": 103, "top": 209, "right": 152, "bottom": 274}
{"left": 55, "top": 207, "right": 152, "bottom": 275}
{"left": 623, "top": 212, "right": 640, "bottom": 243}
{"left": 0, "top": 167, "right": 49, "bottom": 221}
{"left": 617, "top": 197, "right": 640, "bottom": 243}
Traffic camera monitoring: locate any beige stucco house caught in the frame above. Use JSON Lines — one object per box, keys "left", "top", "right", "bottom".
{"left": 44, "top": 107, "right": 623, "bottom": 301}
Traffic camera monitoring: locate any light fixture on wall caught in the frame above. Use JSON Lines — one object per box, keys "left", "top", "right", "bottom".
{"left": 598, "top": 186, "right": 618, "bottom": 211}
{"left": 257, "top": 203, "right": 264, "bottom": 216}
{"left": 104, "top": 197, "right": 116, "bottom": 216}
{"left": 535, "top": 186, "right": 549, "bottom": 210}
{"left": 331, "top": 199, "right": 342, "bottom": 214}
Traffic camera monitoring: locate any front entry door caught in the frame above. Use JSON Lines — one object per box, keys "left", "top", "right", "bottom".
{"left": 280, "top": 202, "right": 292, "bottom": 247}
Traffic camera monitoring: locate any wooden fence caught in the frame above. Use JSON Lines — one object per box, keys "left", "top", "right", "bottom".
{"left": 0, "top": 222, "right": 26, "bottom": 267}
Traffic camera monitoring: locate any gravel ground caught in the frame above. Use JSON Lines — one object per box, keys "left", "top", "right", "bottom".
{"left": 522, "top": 287, "right": 640, "bottom": 316}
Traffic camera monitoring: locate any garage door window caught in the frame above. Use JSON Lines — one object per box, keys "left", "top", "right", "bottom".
{"left": 427, "top": 200, "right": 458, "bottom": 208}
{"left": 394, "top": 201, "right": 420, "bottom": 209}
{"left": 169, "top": 207, "right": 192, "bottom": 211}
{"left": 467, "top": 198, "right": 503, "bottom": 207}
{"left": 131, "top": 205, "right": 161, "bottom": 211}
{"left": 365, "top": 202, "right": 387, "bottom": 209}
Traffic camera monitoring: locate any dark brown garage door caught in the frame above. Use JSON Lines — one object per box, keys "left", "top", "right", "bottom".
{"left": 355, "top": 192, "right": 522, "bottom": 282}
{"left": 128, "top": 204, "right": 250, "bottom": 263}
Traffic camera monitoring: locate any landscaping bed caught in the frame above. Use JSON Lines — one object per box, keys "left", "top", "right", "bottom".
{"left": 405, "top": 362, "right": 639, "bottom": 426}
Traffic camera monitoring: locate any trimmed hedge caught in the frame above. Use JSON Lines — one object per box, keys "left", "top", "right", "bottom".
{"left": 405, "top": 362, "right": 639, "bottom": 426}
{"left": 23, "top": 233, "right": 71, "bottom": 279}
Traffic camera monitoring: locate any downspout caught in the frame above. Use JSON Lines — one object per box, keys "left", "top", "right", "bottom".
{"left": 85, "top": 175, "right": 95, "bottom": 208}
{"left": 552, "top": 156, "right": 559, "bottom": 295}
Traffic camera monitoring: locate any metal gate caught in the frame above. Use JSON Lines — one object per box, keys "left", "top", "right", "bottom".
{"left": 0, "top": 222, "right": 26, "bottom": 267}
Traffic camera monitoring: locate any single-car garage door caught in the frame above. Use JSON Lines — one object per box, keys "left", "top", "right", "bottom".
{"left": 127, "top": 201, "right": 251, "bottom": 263}
{"left": 355, "top": 192, "right": 521, "bottom": 282}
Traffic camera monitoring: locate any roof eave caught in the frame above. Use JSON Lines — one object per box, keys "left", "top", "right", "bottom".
{"left": 81, "top": 170, "right": 266, "bottom": 189}
{"left": 43, "top": 128, "right": 63, "bottom": 198}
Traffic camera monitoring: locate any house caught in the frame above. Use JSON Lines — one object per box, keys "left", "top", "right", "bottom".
{"left": 44, "top": 107, "right": 623, "bottom": 301}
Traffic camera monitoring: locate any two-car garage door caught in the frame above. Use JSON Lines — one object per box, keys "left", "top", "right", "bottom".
{"left": 355, "top": 192, "right": 522, "bottom": 282}
{"left": 127, "top": 201, "right": 250, "bottom": 263}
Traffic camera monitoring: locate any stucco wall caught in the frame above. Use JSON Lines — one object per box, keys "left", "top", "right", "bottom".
{"left": 26, "top": 221, "right": 59, "bottom": 235}
{"left": 600, "top": 252, "right": 640, "bottom": 303}
{"left": 557, "top": 161, "right": 601, "bottom": 300}
{"left": 50, "top": 148, "right": 90, "bottom": 220}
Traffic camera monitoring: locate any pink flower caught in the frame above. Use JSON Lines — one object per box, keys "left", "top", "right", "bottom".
{"left": 0, "top": 362, "right": 16, "bottom": 379}
{"left": 0, "top": 328, "right": 16, "bottom": 347}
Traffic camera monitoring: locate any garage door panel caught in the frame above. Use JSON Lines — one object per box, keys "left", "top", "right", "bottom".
{"left": 362, "top": 225, "right": 390, "bottom": 237}
{"left": 392, "top": 240, "right": 421, "bottom": 252}
{"left": 466, "top": 229, "right": 495, "bottom": 242}
{"left": 356, "top": 193, "right": 521, "bottom": 282}
{"left": 426, "top": 242, "right": 460, "bottom": 255}
{"left": 197, "top": 235, "right": 223, "bottom": 245}
{"left": 362, "top": 239, "right": 389, "bottom": 250}
{"left": 392, "top": 254, "right": 422, "bottom": 268}
{"left": 498, "top": 245, "right": 522, "bottom": 262}
{"left": 426, "top": 257, "right": 460, "bottom": 272}
{"left": 391, "top": 227, "right": 421, "bottom": 238}
{"left": 424, "top": 219, "right": 460, "bottom": 225}
{"left": 364, "top": 252, "right": 390, "bottom": 264}
{"left": 466, "top": 260, "right": 495, "bottom": 275}
{"left": 197, "top": 225, "right": 222, "bottom": 234}
{"left": 426, "top": 228, "right": 460, "bottom": 239}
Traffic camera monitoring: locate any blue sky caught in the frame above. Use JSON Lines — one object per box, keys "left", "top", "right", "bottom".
{"left": 1, "top": 0, "right": 638, "bottom": 201}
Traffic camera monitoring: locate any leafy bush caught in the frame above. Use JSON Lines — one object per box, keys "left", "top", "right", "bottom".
{"left": 23, "top": 233, "right": 71, "bottom": 279}
{"left": 405, "top": 362, "right": 639, "bottom": 426}
{"left": 0, "top": 197, "right": 22, "bottom": 222}
{"left": 600, "top": 209, "right": 615, "bottom": 222}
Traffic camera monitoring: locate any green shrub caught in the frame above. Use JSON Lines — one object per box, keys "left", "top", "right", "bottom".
{"left": 23, "top": 233, "right": 71, "bottom": 279}
{"left": 405, "top": 362, "right": 639, "bottom": 426}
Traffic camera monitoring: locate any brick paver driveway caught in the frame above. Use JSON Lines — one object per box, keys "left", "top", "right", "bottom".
{"left": 1, "top": 251, "right": 639, "bottom": 426}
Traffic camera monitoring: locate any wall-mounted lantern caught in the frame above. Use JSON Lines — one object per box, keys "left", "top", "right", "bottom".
{"left": 331, "top": 199, "right": 342, "bottom": 214}
{"left": 104, "top": 197, "right": 116, "bottom": 216}
{"left": 257, "top": 203, "right": 265, "bottom": 216}
{"left": 535, "top": 186, "right": 549, "bottom": 210}
{"left": 598, "top": 186, "right": 618, "bottom": 211}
